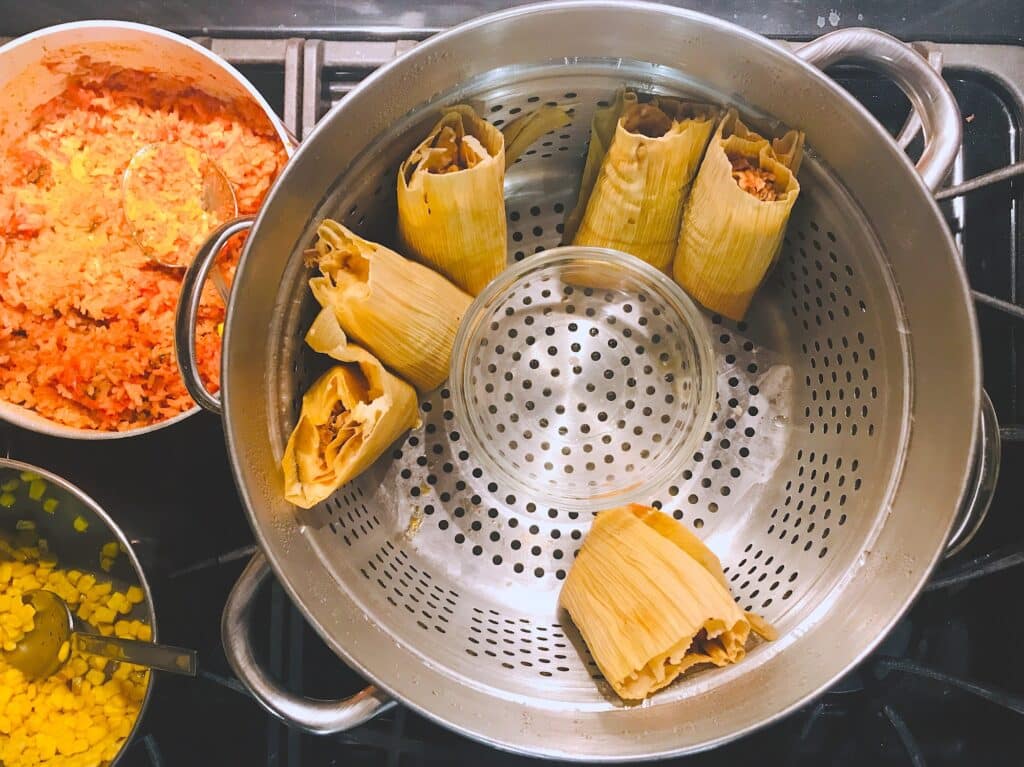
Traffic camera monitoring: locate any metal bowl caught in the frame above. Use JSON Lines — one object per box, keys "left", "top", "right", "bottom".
{"left": 0, "top": 457, "right": 156, "bottom": 766}
{"left": 0, "top": 21, "right": 293, "bottom": 439}
{"left": 451, "top": 246, "right": 716, "bottom": 511}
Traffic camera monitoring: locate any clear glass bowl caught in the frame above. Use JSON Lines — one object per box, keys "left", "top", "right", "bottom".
{"left": 450, "top": 247, "right": 716, "bottom": 512}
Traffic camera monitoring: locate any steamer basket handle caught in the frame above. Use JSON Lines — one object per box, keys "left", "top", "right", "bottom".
{"left": 222, "top": 552, "right": 395, "bottom": 734}
{"left": 174, "top": 216, "right": 255, "bottom": 414}
{"left": 796, "top": 28, "right": 961, "bottom": 191}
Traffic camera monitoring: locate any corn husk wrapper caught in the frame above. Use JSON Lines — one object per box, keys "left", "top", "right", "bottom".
{"left": 560, "top": 504, "right": 775, "bottom": 701}
{"left": 309, "top": 219, "right": 472, "bottom": 391}
{"left": 573, "top": 98, "right": 717, "bottom": 272}
{"left": 397, "top": 105, "right": 506, "bottom": 296}
{"left": 673, "top": 110, "right": 804, "bottom": 320}
{"left": 562, "top": 90, "right": 637, "bottom": 244}
{"left": 282, "top": 313, "right": 419, "bottom": 508}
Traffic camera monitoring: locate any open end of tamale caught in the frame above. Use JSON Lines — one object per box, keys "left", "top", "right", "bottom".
{"left": 282, "top": 334, "right": 420, "bottom": 509}
{"left": 422, "top": 125, "right": 488, "bottom": 174}
{"left": 620, "top": 98, "right": 714, "bottom": 138}
{"left": 622, "top": 103, "right": 674, "bottom": 138}
{"left": 315, "top": 231, "right": 370, "bottom": 284}
{"left": 728, "top": 153, "right": 781, "bottom": 202}
{"left": 402, "top": 110, "right": 493, "bottom": 180}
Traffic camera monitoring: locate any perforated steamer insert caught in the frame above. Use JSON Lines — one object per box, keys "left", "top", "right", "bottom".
{"left": 280, "top": 77, "right": 901, "bottom": 682}
{"left": 204, "top": 6, "right": 979, "bottom": 760}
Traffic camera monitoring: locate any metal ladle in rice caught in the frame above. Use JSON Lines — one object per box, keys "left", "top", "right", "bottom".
{"left": 122, "top": 142, "right": 236, "bottom": 297}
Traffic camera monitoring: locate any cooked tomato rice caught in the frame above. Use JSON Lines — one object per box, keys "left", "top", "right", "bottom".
{"left": 0, "top": 63, "right": 286, "bottom": 431}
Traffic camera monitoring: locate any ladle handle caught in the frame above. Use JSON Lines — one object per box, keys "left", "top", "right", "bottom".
{"left": 75, "top": 633, "right": 198, "bottom": 676}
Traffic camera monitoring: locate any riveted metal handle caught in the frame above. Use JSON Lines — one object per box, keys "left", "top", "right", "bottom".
{"left": 944, "top": 391, "right": 1000, "bottom": 558}
{"left": 797, "top": 28, "right": 961, "bottom": 191}
{"left": 174, "top": 216, "right": 255, "bottom": 414}
{"left": 222, "top": 552, "right": 395, "bottom": 734}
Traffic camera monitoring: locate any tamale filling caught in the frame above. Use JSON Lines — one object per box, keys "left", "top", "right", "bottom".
{"left": 416, "top": 125, "right": 487, "bottom": 175}
{"left": 622, "top": 103, "right": 673, "bottom": 138}
{"left": 728, "top": 153, "right": 780, "bottom": 202}
{"left": 316, "top": 400, "right": 348, "bottom": 447}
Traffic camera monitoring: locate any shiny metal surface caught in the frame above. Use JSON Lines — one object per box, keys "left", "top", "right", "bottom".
{"left": 7, "top": 589, "right": 198, "bottom": 678}
{"left": 175, "top": 216, "right": 256, "bottom": 414}
{"left": 0, "top": 458, "right": 157, "bottom": 766}
{"left": 3, "top": 589, "right": 77, "bottom": 680}
{"left": 222, "top": 552, "right": 395, "bottom": 733}
{"left": 945, "top": 391, "right": 1000, "bottom": 558}
{"left": 450, "top": 247, "right": 717, "bottom": 512}
{"left": 795, "top": 28, "right": 961, "bottom": 191}
{"left": 0, "top": 21, "right": 291, "bottom": 440}
{"left": 794, "top": 29, "right": 962, "bottom": 191}
{"left": 74, "top": 631, "right": 198, "bottom": 676}
{"left": 212, "top": 2, "right": 980, "bottom": 759}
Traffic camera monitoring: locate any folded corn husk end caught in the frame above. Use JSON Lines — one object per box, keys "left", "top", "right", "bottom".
{"left": 308, "top": 218, "right": 472, "bottom": 392}
{"left": 397, "top": 104, "right": 507, "bottom": 296}
{"left": 673, "top": 109, "right": 803, "bottom": 320}
{"left": 560, "top": 504, "right": 775, "bottom": 701}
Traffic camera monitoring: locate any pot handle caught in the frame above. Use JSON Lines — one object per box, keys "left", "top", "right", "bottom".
{"left": 796, "top": 28, "right": 961, "bottom": 192}
{"left": 174, "top": 216, "right": 255, "bottom": 415}
{"left": 944, "top": 391, "right": 1000, "bottom": 558}
{"left": 222, "top": 552, "right": 395, "bottom": 734}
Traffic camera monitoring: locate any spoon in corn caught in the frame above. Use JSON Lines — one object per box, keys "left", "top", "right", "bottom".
{"left": 122, "top": 142, "right": 236, "bottom": 299}
{"left": 3, "top": 589, "right": 197, "bottom": 680}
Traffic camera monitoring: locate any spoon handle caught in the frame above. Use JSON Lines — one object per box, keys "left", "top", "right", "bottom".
{"left": 74, "top": 633, "right": 197, "bottom": 677}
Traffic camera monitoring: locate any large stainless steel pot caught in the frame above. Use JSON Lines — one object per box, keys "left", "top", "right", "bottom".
{"left": 178, "top": 1, "right": 987, "bottom": 759}
{"left": 0, "top": 21, "right": 294, "bottom": 439}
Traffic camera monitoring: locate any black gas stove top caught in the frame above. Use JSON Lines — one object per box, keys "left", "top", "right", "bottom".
{"left": 2, "top": 6, "right": 1024, "bottom": 766}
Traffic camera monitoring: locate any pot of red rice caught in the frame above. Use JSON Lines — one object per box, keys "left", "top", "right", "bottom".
{"left": 0, "top": 21, "right": 293, "bottom": 439}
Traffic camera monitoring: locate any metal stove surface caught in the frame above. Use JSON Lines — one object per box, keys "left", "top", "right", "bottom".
{"left": 1, "top": 25, "right": 1023, "bottom": 767}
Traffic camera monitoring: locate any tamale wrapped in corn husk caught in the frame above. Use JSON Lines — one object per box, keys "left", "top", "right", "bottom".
{"left": 560, "top": 504, "right": 775, "bottom": 701}
{"left": 563, "top": 89, "right": 637, "bottom": 244}
{"left": 572, "top": 97, "right": 717, "bottom": 272}
{"left": 397, "top": 105, "right": 506, "bottom": 296}
{"left": 282, "top": 311, "right": 419, "bottom": 508}
{"left": 673, "top": 110, "right": 804, "bottom": 320}
{"left": 309, "top": 219, "right": 472, "bottom": 391}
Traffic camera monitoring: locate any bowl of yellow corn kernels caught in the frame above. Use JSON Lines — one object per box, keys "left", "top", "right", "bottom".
{"left": 0, "top": 458, "right": 154, "bottom": 767}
